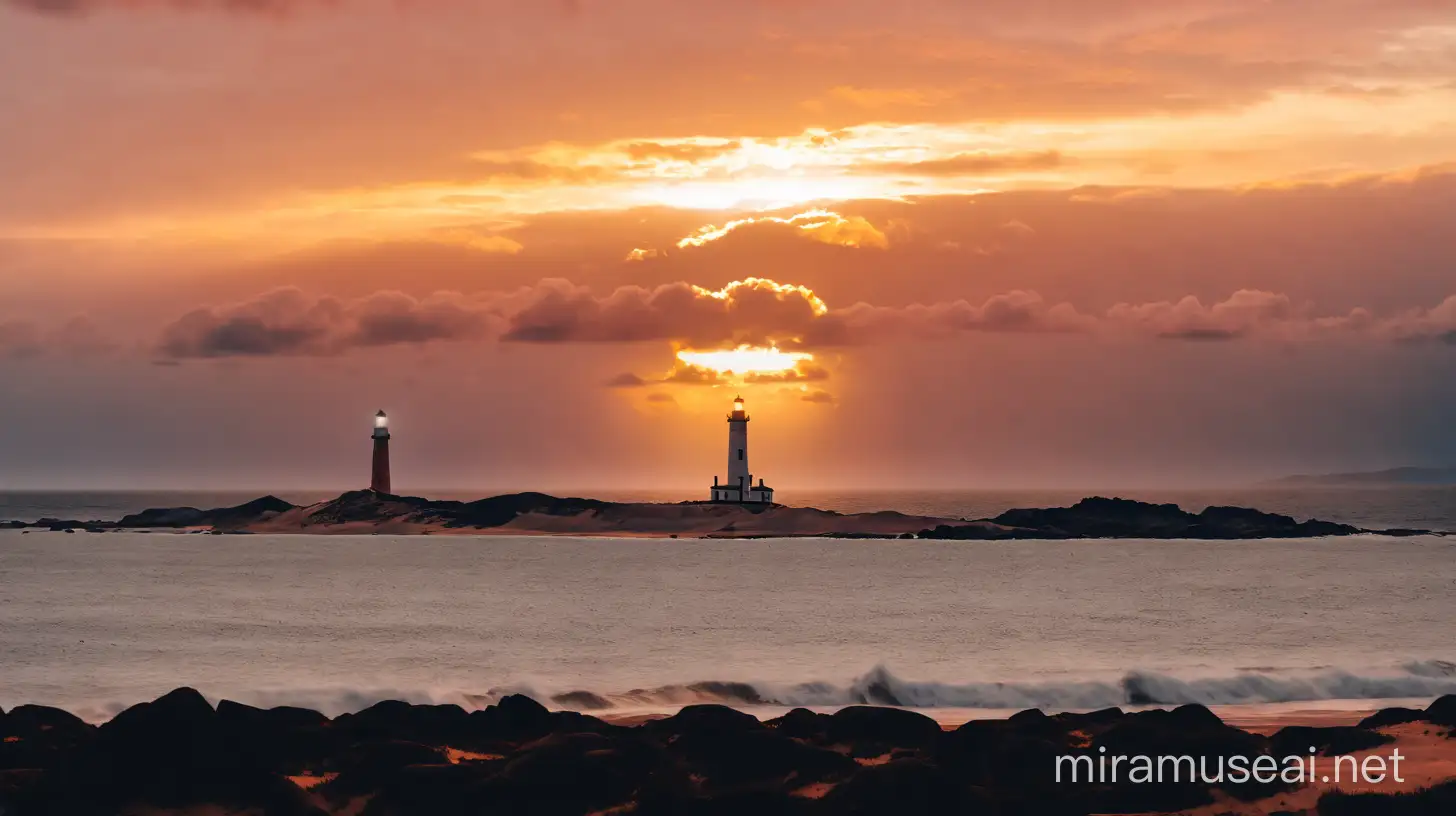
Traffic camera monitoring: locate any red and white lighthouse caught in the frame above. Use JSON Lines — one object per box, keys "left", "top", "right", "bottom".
{"left": 370, "top": 410, "right": 392, "bottom": 494}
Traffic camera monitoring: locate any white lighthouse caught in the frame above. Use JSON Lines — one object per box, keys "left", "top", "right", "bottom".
{"left": 709, "top": 395, "right": 774, "bottom": 504}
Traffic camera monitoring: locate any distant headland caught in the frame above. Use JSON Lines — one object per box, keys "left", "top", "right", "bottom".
{"left": 1262, "top": 466, "right": 1456, "bottom": 487}
{"left": 2, "top": 492, "right": 1438, "bottom": 539}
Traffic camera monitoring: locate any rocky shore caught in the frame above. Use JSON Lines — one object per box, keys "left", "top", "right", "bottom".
{"left": 1, "top": 492, "right": 1438, "bottom": 539}
{"left": 1, "top": 689, "right": 1452, "bottom": 815}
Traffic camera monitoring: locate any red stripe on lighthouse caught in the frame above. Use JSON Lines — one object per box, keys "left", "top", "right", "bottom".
{"left": 371, "top": 436, "right": 391, "bottom": 494}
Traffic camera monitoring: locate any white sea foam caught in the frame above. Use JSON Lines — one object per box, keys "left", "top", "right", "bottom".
{"left": 50, "top": 661, "right": 1452, "bottom": 721}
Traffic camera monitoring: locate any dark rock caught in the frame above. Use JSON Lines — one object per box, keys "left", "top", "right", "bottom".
{"left": 819, "top": 759, "right": 978, "bottom": 815}
{"left": 921, "top": 496, "right": 1371, "bottom": 539}
{"left": 1054, "top": 706, "right": 1126, "bottom": 729}
{"left": 767, "top": 707, "right": 830, "bottom": 740}
{"left": 117, "top": 496, "right": 294, "bottom": 529}
{"left": 1270, "top": 725, "right": 1394, "bottom": 757}
{"left": 1358, "top": 706, "right": 1426, "bottom": 729}
{"left": 333, "top": 699, "right": 470, "bottom": 746}
{"left": 1085, "top": 706, "right": 1282, "bottom": 811}
{"left": 1008, "top": 707, "right": 1053, "bottom": 727}
{"left": 1426, "top": 693, "right": 1456, "bottom": 726}
{"left": 203, "top": 495, "right": 295, "bottom": 527}
{"left": 320, "top": 740, "right": 448, "bottom": 800}
{"left": 636, "top": 787, "right": 813, "bottom": 816}
{"left": 548, "top": 709, "right": 620, "bottom": 736}
{"left": 452, "top": 491, "right": 611, "bottom": 528}
{"left": 1166, "top": 703, "right": 1225, "bottom": 730}
{"left": 115, "top": 506, "right": 206, "bottom": 528}
{"left": 668, "top": 725, "right": 855, "bottom": 791}
{"left": 996, "top": 496, "right": 1194, "bottom": 537}
{"left": 824, "top": 706, "right": 943, "bottom": 751}
{"left": 215, "top": 699, "right": 331, "bottom": 773}
{"left": 940, "top": 717, "right": 1070, "bottom": 789}
{"left": 648, "top": 704, "right": 765, "bottom": 739}
{"left": 97, "top": 686, "right": 218, "bottom": 754}
{"left": 324, "top": 760, "right": 499, "bottom": 816}
{"left": 0, "top": 705, "right": 96, "bottom": 770}
{"left": 1317, "top": 778, "right": 1456, "bottom": 814}
{"left": 11, "top": 688, "right": 322, "bottom": 815}
{"left": 467, "top": 694, "right": 555, "bottom": 743}
{"left": 474, "top": 731, "right": 649, "bottom": 815}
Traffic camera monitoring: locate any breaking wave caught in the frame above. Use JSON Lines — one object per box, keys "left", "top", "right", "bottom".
{"left": 528, "top": 661, "right": 1456, "bottom": 712}
{"left": 83, "top": 660, "right": 1452, "bottom": 721}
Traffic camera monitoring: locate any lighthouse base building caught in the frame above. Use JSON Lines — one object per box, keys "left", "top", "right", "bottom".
{"left": 709, "top": 396, "right": 775, "bottom": 504}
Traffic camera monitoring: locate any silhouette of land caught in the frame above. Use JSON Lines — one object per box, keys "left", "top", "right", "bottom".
{"left": 2, "top": 492, "right": 1438, "bottom": 539}
{"left": 1263, "top": 466, "right": 1456, "bottom": 486}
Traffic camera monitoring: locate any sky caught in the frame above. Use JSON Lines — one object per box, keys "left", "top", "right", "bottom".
{"left": 2, "top": 0, "right": 1455, "bottom": 491}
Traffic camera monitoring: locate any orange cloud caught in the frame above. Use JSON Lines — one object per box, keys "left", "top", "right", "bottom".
{"left": 862, "top": 151, "right": 1066, "bottom": 177}
{"left": 429, "top": 229, "right": 524, "bottom": 255}
{"left": 676, "top": 209, "right": 889, "bottom": 250}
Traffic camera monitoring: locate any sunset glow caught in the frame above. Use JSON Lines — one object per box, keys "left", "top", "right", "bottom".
{"left": 676, "top": 209, "right": 889, "bottom": 250}
{"left": 676, "top": 346, "right": 815, "bottom": 375}
{"left": 4, "top": 0, "right": 1456, "bottom": 489}
{"left": 691, "top": 279, "right": 831, "bottom": 317}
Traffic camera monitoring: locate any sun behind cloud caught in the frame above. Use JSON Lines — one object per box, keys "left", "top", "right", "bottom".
{"left": 676, "top": 209, "right": 889, "bottom": 250}
{"left": 676, "top": 345, "right": 815, "bottom": 375}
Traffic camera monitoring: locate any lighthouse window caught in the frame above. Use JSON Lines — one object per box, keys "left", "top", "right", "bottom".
{"left": 737, "top": 449, "right": 744, "bottom": 460}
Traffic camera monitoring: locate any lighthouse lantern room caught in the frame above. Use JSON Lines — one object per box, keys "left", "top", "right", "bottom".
{"left": 709, "top": 396, "right": 774, "bottom": 504}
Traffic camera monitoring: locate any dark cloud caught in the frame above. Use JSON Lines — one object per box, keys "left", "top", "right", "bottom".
{"left": 1158, "top": 327, "right": 1243, "bottom": 341}
{"left": 800, "top": 389, "right": 836, "bottom": 404}
{"left": 157, "top": 287, "right": 499, "bottom": 358}
{"left": 154, "top": 278, "right": 1456, "bottom": 359}
{"left": 744, "top": 362, "right": 831, "bottom": 383}
{"left": 661, "top": 364, "right": 726, "bottom": 386}
{"left": 499, "top": 278, "right": 826, "bottom": 347}
{"left": 605, "top": 371, "right": 647, "bottom": 388}
{"left": 1106, "top": 290, "right": 1297, "bottom": 341}
{"left": 804, "top": 290, "right": 1095, "bottom": 346}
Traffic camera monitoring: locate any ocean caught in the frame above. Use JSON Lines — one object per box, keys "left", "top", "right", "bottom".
{"left": 2, "top": 487, "right": 1453, "bottom": 722}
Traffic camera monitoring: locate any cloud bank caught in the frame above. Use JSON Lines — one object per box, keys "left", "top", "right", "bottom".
{"left": 152, "top": 279, "right": 1456, "bottom": 359}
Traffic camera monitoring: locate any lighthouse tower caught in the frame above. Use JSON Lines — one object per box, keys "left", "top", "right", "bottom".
{"left": 370, "top": 410, "right": 392, "bottom": 495}
{"left": 709, "top": 396, "right": 774, "bottom": 504}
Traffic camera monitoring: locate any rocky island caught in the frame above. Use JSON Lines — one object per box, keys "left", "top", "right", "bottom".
{"left": 1, "top": 492, "right": 1438, "bottom": 539}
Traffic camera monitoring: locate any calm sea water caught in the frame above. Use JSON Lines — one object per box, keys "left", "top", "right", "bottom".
{"left": 1, "top": 488, "right": 1454, "bottom": 722}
